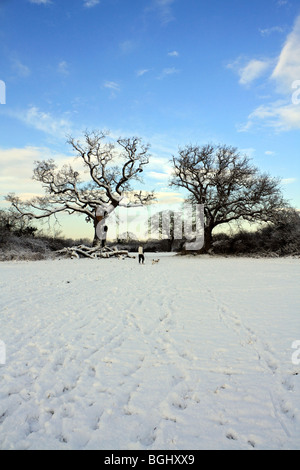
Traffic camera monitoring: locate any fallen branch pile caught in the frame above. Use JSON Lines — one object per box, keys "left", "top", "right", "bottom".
{"left": 56, "top": 244, "right": 136, "bottom": 260}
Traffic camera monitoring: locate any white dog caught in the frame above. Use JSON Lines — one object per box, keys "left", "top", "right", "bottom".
{"left": 152, "top": 259, "right": 160, "bottom": 265}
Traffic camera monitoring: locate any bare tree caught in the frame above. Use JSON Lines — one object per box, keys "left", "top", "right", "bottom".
{"left": 170, "top": 144, "right": 287, "bottom": 253}
{"left": 6, "top": 130, "right": 155, "bottom": 246}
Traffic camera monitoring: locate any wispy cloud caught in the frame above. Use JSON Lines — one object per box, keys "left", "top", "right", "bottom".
{"left": 152, "top": 0, "right": 176, "bottom": 25}
{"left": 136, "top": 69, "right": 150, "bottom": 77}
{"left": 29, "top": 0, "right": 52, "bottom": 4}
{"left": 11, "top": 58, "right": 31, "bottom": 78}
{"left": 148, "top": 171, "right": 170, "bottom": 181}
{"left": 239, "top": 59, "right": 272, "bottom": 85}
{"left": 239, "top": 101, "right": 300, "bottom": 132}
{"left": 103, "top": 81, "right": 121, "bottom": 98}
{"left": 5, "top": 106, "right": 73, "bottom": 138}
{"left": 271, "top": 15, "right": 300, "bottom": 92}
{"left": 281, "top": 177, "right": 297, "bottom": 185}
{"left": 147, "top": 156, "right": 173, "bottom": 182}
{"left": 227, "top": 57, "right": 272, "bottom": 86}
{"left": 154, "top": 191, "right": 184, "bottom": 205}
{"left": 260, "top": 26, "right": 285, "bottom": 36}
{"left": 168, "top": 50, "right": 179, "bottom": 57}
{"left": 239, "top": 15, "right": 300, "bottom": 132}
{"left": 157, "top": 67, "right": 180, "bottom": 80}
{"left": 83, "top": 0, "right": 100, "bottom": 7}
{"left": 119, "top": 40, "right": 136, "bottom": 54}
{"left": 0, "top": 146, "right": 69, "bottom": 199}
{"left": 58, "top": 60, "right": 69, "bottom": 76}
{"left": 103, "top": 81, "right": 120, "bottom": 91}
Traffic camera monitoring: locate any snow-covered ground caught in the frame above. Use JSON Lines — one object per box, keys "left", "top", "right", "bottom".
{"left": 0, "top": 254, "right": 299, "bottom": 450}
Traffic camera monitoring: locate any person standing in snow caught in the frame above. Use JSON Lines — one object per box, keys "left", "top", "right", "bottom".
{"left": 138, "top": 245, "right": 145, "bottom": 264}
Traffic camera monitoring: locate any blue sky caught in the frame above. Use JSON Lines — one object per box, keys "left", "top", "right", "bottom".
{"left": 0, "top": 0, "right": 300, "bottom": 238}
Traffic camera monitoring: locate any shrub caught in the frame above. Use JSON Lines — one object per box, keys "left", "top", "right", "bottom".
{"left": 212, "top": 209, "right": 300, "bottom": 256}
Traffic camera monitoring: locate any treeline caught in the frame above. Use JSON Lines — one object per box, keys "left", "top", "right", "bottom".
{"left": 0, "top": 208, "right": 299, "bottom": 261}
{"left": 212, "top": 209, "right": 300, "bottom": 257}
{"left": 0, "top": 210, "right": 90, "bottom": 261}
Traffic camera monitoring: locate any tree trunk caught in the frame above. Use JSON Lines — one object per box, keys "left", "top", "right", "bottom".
{"left": 199, "top": 225, "right": 213, "bottom": 254}
{"left": 93, "top": 218, "right": 102, "bottom": 247}
{"left": 92, "top": 230, "right": 108, "bottom": 247}
{"left": 167, "top": 234, "right": 175, "bottom": 252}
{"left": 93, "top": 213, "right": 109, "bottom": 247}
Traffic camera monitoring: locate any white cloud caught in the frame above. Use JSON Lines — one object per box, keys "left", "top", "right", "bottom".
{"left": 11, "top": 58, "right": 31, "bottom": 78}
{"left": 58, "top": 60, "right": 69, "bottom": 76}
{"left": 0, "top": 146, "right": 56, "bottom": 198}
{"left": 103, "top": 81, "right": 121, "bottom": 98}
{"left": 119, "top": 40, "right": 136, "bottom": 54}
{"left": 154, "top": 191, "right": 184, "bottom": 205}
{"left": 227, "top": 56, "right": 273, "bottom": 86}
{"left": 157, "top": 67, "right": 180, "bottom": 79}
{"left": 103, "top": 81, "right": 120, "bottom": 91}
{"left": 238, "top": 59, "right": 272, "bottom": 86}
{"left": 6, "top": 106, "right": 73, "bottom": 138}
{"left": 136, "top": 69, "right": 150, "bottom": 77}
{"left": 83, "top": 0, "right": 100, "bottom": 7}
{"left": 240, "top": 148, "right": 256, "bottom": 158}
{"left": 148, "top": 171, "right": 170, "bottom": 181}
{"left": 168, "top": 50, "right": 179, "bottom": 57}
{"left": 239, "top": 101, "right": 300, "bottom": 132}
{"left": 0, "top": 145, "right": 84, "bottom": 201}
{"left": 147, "top": 156, "right": 174, "bottom": 184}
{"left": 271, "top": 15, "right": 300, "bottom": 93}
{"left": 260, "top": 26, "right": 285, "bottom": 36}
{"left": 237, "top": 15, "right": 300, "bottom": 132}
{"left": 281, "top": 177, "right": 297, "bottom": 185}
{"left": 29, "top": 0, "right": 51, "bottom": 4}
{"left": 152, "top": 0, "right": 176, "bottom": 24}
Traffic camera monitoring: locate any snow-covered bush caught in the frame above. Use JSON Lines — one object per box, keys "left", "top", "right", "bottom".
{"left": 212, "top": 210, "right": 300, "bottom": 257}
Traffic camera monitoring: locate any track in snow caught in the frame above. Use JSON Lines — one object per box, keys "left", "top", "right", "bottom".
{"left": 0, "top": 255, "right": 299, "bottom": 450}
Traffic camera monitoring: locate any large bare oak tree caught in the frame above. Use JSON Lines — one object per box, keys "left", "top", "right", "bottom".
{"left": 170, "top": 144, "right": 287, "bottom": 253}
{"left": 6, "top": 131, "right": 155, "bottom": 245}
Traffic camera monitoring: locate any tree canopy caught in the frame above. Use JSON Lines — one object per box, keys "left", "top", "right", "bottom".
{"left": 6, "top": 130, "right": 155, "bottom": 244}
{"left": 170, "top": 144, "right": 288, "bottom": 252}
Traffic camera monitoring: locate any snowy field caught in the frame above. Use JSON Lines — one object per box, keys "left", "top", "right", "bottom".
{"left": 0, "top": 254, "right": 299, "bottom": 450}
